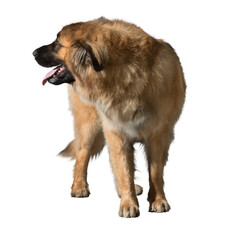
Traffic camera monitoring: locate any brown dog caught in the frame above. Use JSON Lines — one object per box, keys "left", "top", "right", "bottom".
{"left": 33, "top": 17, "right": 186, "bottom": 217}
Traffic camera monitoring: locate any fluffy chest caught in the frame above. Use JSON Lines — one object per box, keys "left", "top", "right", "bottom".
{"left": 100, "top": 105, "right": 147, "bottom": 140}
{"left": 75, "top": 85, "right": 147, "bottom": 139}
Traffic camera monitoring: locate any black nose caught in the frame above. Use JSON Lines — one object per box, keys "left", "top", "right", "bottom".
{"left": 32, "top": 49, "right": 38, "bottom": 58}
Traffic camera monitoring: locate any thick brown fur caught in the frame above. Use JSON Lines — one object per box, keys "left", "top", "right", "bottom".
{"left": 45, "top": 17, "right": 186, "bottom": 217}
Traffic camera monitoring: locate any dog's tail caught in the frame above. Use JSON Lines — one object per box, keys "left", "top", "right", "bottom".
{"left": 59, "top": 132, "right": 105, "bottom": 160}
{"left": 58, "top": 140, "right": 75, "bottom": 159}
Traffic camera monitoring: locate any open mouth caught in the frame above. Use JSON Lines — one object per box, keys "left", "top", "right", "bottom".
{"left": 42, "top": 64, "right": 75, "bottom": 86}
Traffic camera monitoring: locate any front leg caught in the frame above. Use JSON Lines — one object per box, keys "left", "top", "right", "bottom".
{"left": 104, "top": 128, "right": 139, "bottom": 218}
{"left": 145, "top": 128, "right": 173, "bottom": 213}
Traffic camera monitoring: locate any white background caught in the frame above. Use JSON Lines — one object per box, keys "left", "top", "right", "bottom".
{"left": 0, "top": 0, "right": 239, "bottom": 239}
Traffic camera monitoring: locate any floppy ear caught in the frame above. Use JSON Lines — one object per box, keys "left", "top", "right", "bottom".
{"left": 71, "top": 40, "right": 103, "bottom": 72}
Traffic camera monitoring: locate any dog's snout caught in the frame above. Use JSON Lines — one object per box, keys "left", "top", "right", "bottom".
{"left": 33, "top": 45, "right": 62, "bottom": 67}
{"left": 32, "top": 49, "right": 39, "bottom": 58}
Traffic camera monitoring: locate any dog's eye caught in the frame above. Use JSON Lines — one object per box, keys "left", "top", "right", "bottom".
{"left": 53, "top": 40, "right": 61, "bottom": 51}
{"left": 54, "top": 40, "right": 59, "bottom": 47}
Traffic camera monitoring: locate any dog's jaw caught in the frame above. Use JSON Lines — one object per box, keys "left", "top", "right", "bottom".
{"left": 42, "top": 65, "right": 75, "bottom": 85}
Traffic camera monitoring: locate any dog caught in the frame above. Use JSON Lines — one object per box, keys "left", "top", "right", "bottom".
{"left": 33, "top": 17, "right": 186, "bottom": 218}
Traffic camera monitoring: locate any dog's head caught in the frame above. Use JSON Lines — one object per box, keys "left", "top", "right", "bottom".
{"left": 33, "top": 20, "right": 104, "bottom": 86}
{"left": 33, "top": 18, "right": 157, "bottom": 91}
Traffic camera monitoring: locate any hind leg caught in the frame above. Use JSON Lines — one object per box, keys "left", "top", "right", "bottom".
{"left": 71, "top": 147, "right": 91, "bottom": 198}
{"left": 135, "top": 184, "right": 143, "bottom": 196}
{"left": 71, "top": 124, "right": 104, "bottom": 197}
{"left": 145, "top": 127, "right": 173, "bottom": 212}
{"left": 68, "top": 86, "right": 104, "bottom": 197}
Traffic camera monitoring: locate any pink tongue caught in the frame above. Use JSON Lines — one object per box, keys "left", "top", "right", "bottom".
{"left": 42, "top": 67, "right": 60, "bottom": 86}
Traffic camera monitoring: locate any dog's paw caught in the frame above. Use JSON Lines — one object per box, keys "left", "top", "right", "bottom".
{"left": 149, "top": 199, "right": 170, "bottom": 213}
{"left": 71, "top": 186, "right": 90, "bottom": 198}
{"left": 135, "top": 184, "right": 143, "bottom": 196}
{"left": 119, "top": 200, "right": 140, "bottom": 218}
